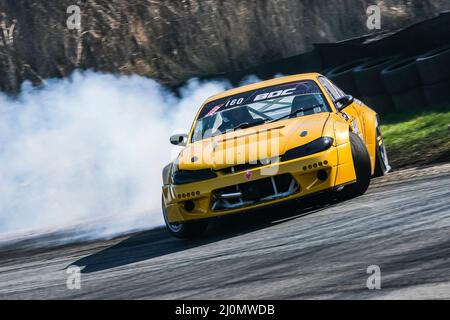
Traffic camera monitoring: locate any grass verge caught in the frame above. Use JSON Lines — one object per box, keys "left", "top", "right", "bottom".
{"left": 380, "top": 104, "right": 450, "bottom": 169}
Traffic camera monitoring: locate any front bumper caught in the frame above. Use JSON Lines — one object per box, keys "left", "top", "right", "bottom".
{"left": 162, "top": 142, "right": 355, "bottom": 223}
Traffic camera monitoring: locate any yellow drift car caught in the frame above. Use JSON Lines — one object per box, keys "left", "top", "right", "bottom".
{"left": 162, "top": 73, "right": 390, "bottom": 238}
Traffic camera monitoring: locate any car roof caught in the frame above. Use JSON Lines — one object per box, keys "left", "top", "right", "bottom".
{"left": 203, "top": 72, "right": 323, "bottom": 104}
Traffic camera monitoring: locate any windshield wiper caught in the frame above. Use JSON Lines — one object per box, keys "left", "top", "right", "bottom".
{"left": 231, "top": 118, "right": 266, "bottom": 130}
{"left": 268, "top": 104, "right": 323, "bottom": 123}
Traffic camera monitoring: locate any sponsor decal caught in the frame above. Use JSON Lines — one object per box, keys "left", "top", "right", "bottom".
{"left": 253, "top": 88, "right": 295, "bottom": 102}
{"left": 205, "top": 104, "right": 224, "bottom": 117}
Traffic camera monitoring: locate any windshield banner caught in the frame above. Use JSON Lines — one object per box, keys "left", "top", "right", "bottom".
{"left": 199, "top": 80, "right": 320, "bottom": 119}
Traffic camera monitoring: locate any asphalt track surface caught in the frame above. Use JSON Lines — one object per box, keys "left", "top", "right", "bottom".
{"left": 1, "top": 163, "right": 450, "bottom": 299}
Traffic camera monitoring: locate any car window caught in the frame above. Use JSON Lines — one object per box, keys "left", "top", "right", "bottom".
{"left": 191, "top": 80, "right": 332, "bottom": 142}
{"left": 330, "top": 80, "right": 346, "bottom": 97}
{"left": 318, "top": 76, "right": 345, "bottom": 102}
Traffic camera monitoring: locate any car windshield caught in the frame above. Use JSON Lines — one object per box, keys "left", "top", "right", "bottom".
{"left": 191, "top": 80, "right": 330, "bottom": 142}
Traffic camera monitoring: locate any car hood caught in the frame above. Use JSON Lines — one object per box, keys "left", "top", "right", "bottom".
{"left": 177, "top": 112, "right": 331, "bottom": 171}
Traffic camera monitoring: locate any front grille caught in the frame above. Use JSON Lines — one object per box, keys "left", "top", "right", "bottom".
{"left": 217, "top": 158, "right": 279, "bottom": 174}
{"left": 211, "top": 173, "right": 299, "bottom": 211}
{"left": 217, "top": 162, "right": 262, "bottom": 174}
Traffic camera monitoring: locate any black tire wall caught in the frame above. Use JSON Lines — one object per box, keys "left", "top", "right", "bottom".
{"left": 416, "top": 45, "right": 450, "bottom": 84}
{"left": 353, "top": 56, "right": 400, "bottom": 114}
{"left": 199, "top": 13, "right": 450, "bottom": 113}
{"left": 423, "top": 81, "right": 450, "bottom": 107}
{"left": 325, "top": 58, "right": 369, "bottom": 98}
{"left": 416, "top": 45, "right": 450, "bottom": 106}
{"left": 353, "top": 56, "right": 401, "bottom": 96}
{"left": 380, "top": 57, "right": 428, "bottom": 110}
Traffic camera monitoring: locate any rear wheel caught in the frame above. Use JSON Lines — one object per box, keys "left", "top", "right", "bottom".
{"left": 162, "top": 196, "right": 208, "bottom": 239}
{"left": 336, "top": 132, "right": 372, "bottom": 200}
{"left": 374, "top": 126, "right": 391, "bottom": 177}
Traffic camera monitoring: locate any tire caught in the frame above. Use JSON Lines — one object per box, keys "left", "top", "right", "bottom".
{"left": 353, "top": 56, "right": 401, "bottom": 96}
{"left": 381, "top": 56, "right": 422, "bottom": 94}
{"left": 336, "top": 132, "right": 372, "bottom": 200}
{"left": 362, "top": 94, "right": 395, "bottom": 115}
{"left": 391, "top": 87, "right": 428, "bottom": 111}
{"left": 320, "top": 65, "right": 335, "bottom": 76}
{"left": 162, "top": 196, "right": 208, "bottom": 239}
{"left": 416, "top": 45, "right": 450, "bottom": 85}
{"left": 423, "top": 80, "right": 450, "bottom": 107}
{"left": 326, "top": 58, "right": 369, "bottom": 98}
{"left": 373, "top": 126, "right": 391, "bottom": 177}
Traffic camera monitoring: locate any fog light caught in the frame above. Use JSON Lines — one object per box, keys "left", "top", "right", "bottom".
{"left": 317, "top": 170, "right": 328, "bottom": 181}
{"left": 184, "top": 200, "right": 195, "bottom": 212}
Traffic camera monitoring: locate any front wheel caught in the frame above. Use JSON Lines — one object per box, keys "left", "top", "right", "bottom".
{"left": 162, "top": 196, "right": 208, "bottom": 239}
{"left": 336, "top": 132, "right": 372, "bottom": 200}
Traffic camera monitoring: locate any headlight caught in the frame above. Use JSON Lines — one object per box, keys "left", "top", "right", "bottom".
{"left": 281, "top": 137, "right": 334, "bottom": 162}
{"left": 172, "top": 167, "right": 217, "bottom": 185}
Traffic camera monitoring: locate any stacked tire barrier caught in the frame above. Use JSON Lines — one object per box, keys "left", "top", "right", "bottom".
{"left": 416, "top": 45, "right": 450, "bottom": 107}
{"left": 380, "top": 56, "right": 427, "bottom": 111}
{"left": 202, "top": 12, "right": 450, "bottom": 114}
{"left": 352, "top": 56, "right": 399, "bottom": 114}
{"left": 324, "top": 58, "right": 369, "bottom": 98}
{"left": 318, "top": 13, "right": 450, "bottom": 114}
{"left": 320, "top": 45, "right": 450, "bottom": 114}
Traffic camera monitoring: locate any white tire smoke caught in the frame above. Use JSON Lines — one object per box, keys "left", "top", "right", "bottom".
{"left": 0, "top": 71, "right": 231, "bottom": 241}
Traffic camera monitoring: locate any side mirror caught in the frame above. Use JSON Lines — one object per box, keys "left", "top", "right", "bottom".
{"left": 170, "top": 133, "right": 188, "bottom": 146}
{"left": 335, "top": 95, "right": 354, "bottom": 111}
